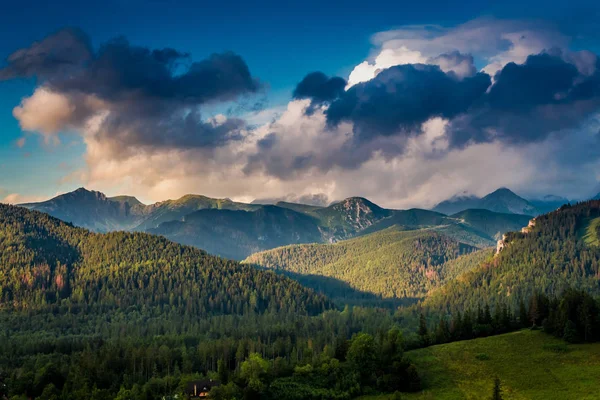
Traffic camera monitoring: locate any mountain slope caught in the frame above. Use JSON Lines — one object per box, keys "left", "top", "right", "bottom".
{"left": 449, "top": 209, "right": 532, "bottom": 240}
{"left": 244, "top": 226, "right": 482, "bottom": 301}
{"left": 314, "top": 197, "right": 393, "bottom": 240}
{"left": 433, "top": 188, "right": 539, "bottom": 216}
{"left": 0, "top": 203, "right": 332, "bottom": 316}
{"left": 20, "top": 187, "right": 143, "bottom": 232}
{"left": 478, "top": 188, "right": 539, "bottom": 215}
{"left": 149, "top": 205, "right": 323, "bottom": 260}
{"left": 20, "top": 188, "right": 530, "bottom": 261}
{"left": 432, "top": 194, "right": 481, "bottom": 215}
{"left": 132, "top": 194, "right": 261, "bottom": 231}
{"left": 423, "top": 201, "right": 600, "bottom": 315}
{"left": 529, "top": 195, "right": 570, "bottom": 215}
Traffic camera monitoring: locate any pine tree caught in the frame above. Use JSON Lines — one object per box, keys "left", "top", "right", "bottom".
{"left": 419, "top": 313, "right": 429, "bottom": 346}
{"left": 491, "top": 377, "right": 502, "bottom": 400}
{"left": 519, "top": 299, "right": 528, "bottom": 328}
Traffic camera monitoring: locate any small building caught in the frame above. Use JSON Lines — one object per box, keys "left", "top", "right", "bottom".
{"left": 185, "top": 379, "right": 221, "bottom": 398}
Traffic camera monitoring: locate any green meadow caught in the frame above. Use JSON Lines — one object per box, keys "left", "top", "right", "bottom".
{"left": 361, "top": 330, "right": 600, "bottom": 400}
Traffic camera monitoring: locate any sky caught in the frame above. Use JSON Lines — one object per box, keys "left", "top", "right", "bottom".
{"left": 1, "top": 0, "right": 600, "bottom": 208}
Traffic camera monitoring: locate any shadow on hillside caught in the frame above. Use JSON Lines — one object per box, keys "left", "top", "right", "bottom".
{"left": 277, "top": 270, "right": 419, "bottom": 309}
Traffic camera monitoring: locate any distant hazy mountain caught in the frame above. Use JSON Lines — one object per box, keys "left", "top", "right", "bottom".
{"left": 529, "top": 195, "right": 570, "bottom": 214}
{"left": 433, "top": 188, "right": 539, "bottom": 216}
{"left": 252, "top": 193, "right": 330, "bottom": 207}
{"left": 149, "top": 206, "right": 323, "bottom": 260}
{"left": 19, "top": 187, "right": 532, "bottom": 260}
{"left": 20, "top": 188, "right": 260, "bottom": 232}
{"left": 133, "top": 194, "right": 260, "bottom": 231}
{"left": 431, "top": 194, "right": 481, "bottom": 215}
{"left": 478, "top": 188, "right": 539, "bottom": 215}
{"left": 20, "top": 188, "right": 144, "bottom": 232}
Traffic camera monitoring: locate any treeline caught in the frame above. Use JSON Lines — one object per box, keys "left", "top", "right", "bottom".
{"left": 416, "top": 289, "right": 600, "bottom": 348}
{"left": 0, "top": 308, "right": 421, "bottom": 400}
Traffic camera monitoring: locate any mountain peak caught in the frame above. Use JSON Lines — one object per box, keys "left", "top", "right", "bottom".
{"left": 434, "top": 187, "right": 539, "bottom": 216}
{"left": 485, "top": 187, "right": 517, "bottom": 197}
{"left": 109, "top": 195, "right": 144, "bottom": 207}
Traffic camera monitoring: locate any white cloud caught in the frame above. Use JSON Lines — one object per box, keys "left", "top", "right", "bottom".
{"left": 2, "top": 193, "right": 45, "bottom": 204}
{"left": 8, "top": 17, "right": 600, "bottom": 209}
{"left": 362, "top": 18, "right": 569, "bottom": 79}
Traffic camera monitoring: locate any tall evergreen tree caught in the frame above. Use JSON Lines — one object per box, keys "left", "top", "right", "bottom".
{"left": 491, "top": 377, "right": 503, "bottom": 400}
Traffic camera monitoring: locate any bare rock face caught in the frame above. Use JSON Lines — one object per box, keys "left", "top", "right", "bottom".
{"left": 496, "top": 234, "right": 507, "bottom": 253}
{"left": 521, "top": 218, "right": 536, "bottom": 233}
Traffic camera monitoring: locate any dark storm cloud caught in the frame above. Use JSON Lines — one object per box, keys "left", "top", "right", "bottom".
{"left": 487, "top": 52, "right": 579, "bottom": 111}
{"left": 248, "top": 49, "right": 600, "bottom": 180}
{"left": 0, "top": 28, "right": 93, "bottom": 80}
{"left": 0, "top": 28, "right": 261, "bottom": 151}
{"left": 293, "top": 72, "right": 346, "bottom": 103}
{"left": 325, "top": 64, "right": 491, "bottom": 140}
{"left": 449, "top": 51, "right": 600, "bottom": 147}
{"left": 1, "top": 30, "right": 259, "bottom": 104}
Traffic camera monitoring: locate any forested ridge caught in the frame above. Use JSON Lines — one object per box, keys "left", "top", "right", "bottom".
{"left": 244, "top": 227, "right": 485, "bottom": 301}
{"left": 0, "top": 204, "right": 421, "bottom": 399}
{"left": 420, "top": 201, "right": 600, "bottom": 316}
{"left": 0, "top": 204, "right": 330, "bottom": 316}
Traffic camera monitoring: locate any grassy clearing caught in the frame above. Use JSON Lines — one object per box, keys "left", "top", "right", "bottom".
{"left": 360, "top": 330, "right": 600, "bottom": 400}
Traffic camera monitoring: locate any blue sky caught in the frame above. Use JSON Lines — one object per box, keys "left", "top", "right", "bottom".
{"left": 1, "top": 0, "right": 599, "bottom": 206}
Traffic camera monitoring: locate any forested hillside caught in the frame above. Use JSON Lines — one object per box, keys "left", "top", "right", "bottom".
{"left": 421, "top": 202, "right": 600, "bottom": 316}
{"left": 244, "top": 227, "right": 487, "bottom": 302}
{"left": 0, "top": 204, "right": 423, "bottom": 399}
{"left": 148, "top": 206, "right": 323, "bottom": 260}
{"left": 0, "top": 203, "right": 331, "bottom": 315}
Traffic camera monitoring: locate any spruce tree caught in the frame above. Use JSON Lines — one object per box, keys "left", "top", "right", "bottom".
{"left": 491, "top": 377, "right": 502, "bottom": 400}
{"left": 418, "top": 313, "right": 429, "bottom": 346}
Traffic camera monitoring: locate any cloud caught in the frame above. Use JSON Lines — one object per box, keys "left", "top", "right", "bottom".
{"left": 448, "top": 51, "right": 600, "bottom": 147}
{"left": 369, "top": 17, "right": 569, "bottom": 77}
{"left": 13, "top": 88, "right": 78, "bottom": 139}
{"left": 326, "top": 64, "right": 491, "bottom": 142}
{"left": 2, "top": 193, "right": 46, "bottom": 204}
{"left": 293, "top": 72, "right": 346, "bottom": 103}
{"left": 4, "top": 19, "right": 600, "bottom": 210}
{"left": 428, "top": 51, "right": 477, "bottom": 78}
{"left": 1, "top": 28, "right": 261, "bottom": 155}
{"left": 0, "top": 28, "right": 92, "bottom": 80}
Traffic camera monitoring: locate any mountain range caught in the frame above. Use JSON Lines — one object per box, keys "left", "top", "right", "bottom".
{"left": 19, "top": 187, "right": 533, "bottom": 259}
{"left": 432, "top": 188, "right": 571, "bottom": 216}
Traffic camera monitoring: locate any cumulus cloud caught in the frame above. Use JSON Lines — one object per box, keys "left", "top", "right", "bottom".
{"left": 327, "top": 64, "right": 491, "bottom": 142}
{"left": 1, "top": 28, "right": 261, "bottom": 156}
{"left": 369, "top": 17, "right": 569, "bottom": 76}
{"left": 293, "top": 72, "right": 346, "bottom": 103}
{"left": 4, "top": 19, "right": 600, "bottom": 209}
